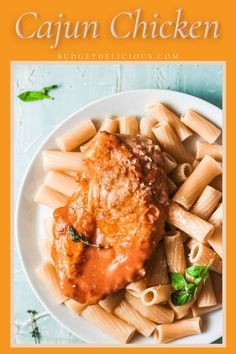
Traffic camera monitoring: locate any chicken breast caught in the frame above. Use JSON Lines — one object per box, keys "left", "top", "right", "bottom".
{"left": 52, "top": 131, "right": 169, "bottom": 305}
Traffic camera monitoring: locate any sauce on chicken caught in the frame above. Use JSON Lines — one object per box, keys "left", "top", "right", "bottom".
{"left": 52, "top": 132, "right": 169, "bottom": 305}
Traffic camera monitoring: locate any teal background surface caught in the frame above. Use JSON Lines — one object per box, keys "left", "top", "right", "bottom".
{"left": 14, "top": 63, "right": 223, "bottom": 345}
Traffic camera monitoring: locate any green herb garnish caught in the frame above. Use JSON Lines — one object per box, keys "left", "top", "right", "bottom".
{"left": 18, "top": 84, "right": 59, "bottom": 102}
{"left": 68, "top": 226, "right": 110, "bottom": 249}
{"left": 27, "top": 310, "right": 40, "bottom": 344}
{"left": 171, "top": 264, "right": 211, "bottom": 306}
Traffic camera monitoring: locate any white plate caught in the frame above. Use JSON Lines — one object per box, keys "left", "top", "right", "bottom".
{"left": 16, "top": 89, "right": 223, "bottom": 346}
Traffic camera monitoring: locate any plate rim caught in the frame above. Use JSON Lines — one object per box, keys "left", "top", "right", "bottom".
{"left": 15, "top": 88, "right": 223, "bottom": 345}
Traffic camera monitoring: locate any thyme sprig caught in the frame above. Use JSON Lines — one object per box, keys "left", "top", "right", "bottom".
{"left": 68, "top": 226, "right": 110, "bottom": 249}
{"left": 27, "top": 310, "right": 40, "bottom": 344}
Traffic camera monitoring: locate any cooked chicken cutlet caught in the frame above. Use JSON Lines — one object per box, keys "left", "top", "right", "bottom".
{"left": 52, "top": 131, "right": 169, "bottom": 305}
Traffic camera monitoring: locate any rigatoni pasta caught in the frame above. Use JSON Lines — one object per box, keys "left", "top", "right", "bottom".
{"left": 173, "top": 155, "right": 222, "bottom": 209}
{"left": 65, "top": 299, "right": 87, "bottom": 315}
{"left": 34, "top": 184, "right": 68, "bottom": 209}
{"left": 147, "top": 103, "right": 193, "bottom": 141}
{"left": 156, "top": 317, "right": 202, "bottom": 343}
{"left": 181, "top": 110, "right": 221, "bottom": 143}
{"left": 197, "top": 273, "right": 217, "bottom": 307}
{"left": 119, "top": 115, "right": 139, "bottom": 135}
{"left": 99, "top": 116, "right": 118, "bottom": 134}
{"left": 125, "top": 292, "right": 174, "bottom": 324}
{"left": 208, "top": 203, "right": 222, "bottom": 226}
{"left": 163, "top": 231, "right": 187, "bottom": 274}
{"left": 99, "top": 289, "right": 125, "bottom": 313}
{"left": 208, "top": 225, "right": 222, "bottom": 258}
{"left": 147, "top": 242, "right": 169, "bottom": 287}
{"left": 196, "top": 141, "right": 222, "bottom": 161}
{"left": 81, "top": 305, "right": 136, "bottom": 343}
{"left": 56, "top": 119, "right": 96, "bottom": 151}
{"left": 189, "top": 243, "right": 222, "bottom": 273}
{"left": 162, "top": 152, "right": 178, "bottom": 174}
{"left": 140, "top": 116, "right": 157, "bottom": 140}
{"left": 141, "top": 284, "right": 173, "bottom": 306}
{"left": 166, "top": 177, "right": 178, "bottom": 196}
{"left": 44, "top": 171, "right": 78, "bottom": 197}
{"left": 152, "top": 122, "right": 193, "bottom": 163}
{"left": 169, "top": 163, "right": 192, "bottom": 184}
{"left": 167, "top": 202, "right": 215, "bottom": 243}
{"left": 210, "top": 175, "right": 222, "bottom": 192}
{"left": 35, "top": 261, "right": 67, "bottom": 304}
{"left": 168, "top": 298, "right": 195, "bottom": 320}
{"left": 190, "top": 186, "right": 222, "bottom": 220}
{"left": 114, "top": 300, "right": 156, "bottom": 337}
{"left": 43, "top": 151, "right": 85, "bottom": 172}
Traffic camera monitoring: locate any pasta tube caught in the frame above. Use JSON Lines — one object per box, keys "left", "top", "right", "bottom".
{"left": 207, "top": 225, "right": 222, "bottom": 258}
{"left": 168, "top": 298, "right": 195, "bottom": 320}
{"left": 38, "top": 237, "right": 52, "bottom": 260}
{"left": 208, "top": 203, "right": 222, "bottom": 226}
{"left": 80, "top": 116, "right": 118, "bottom": 152}
{"left": 35, "top": 261, "right": 67, "bottom": 303}
{"left": 181, "top": 110, "right": 221, "bottom": 143}
{"left": 43, "top": 151, "right": 85, "bottom": 172}
{"left": 152, "top": 122, "right": 193, "bottom": 163}
{"left": 169, "top": 163, "right": 192, "bottom": 184}
{"left": 192, "top": 160, "right": 200, "bottom": 170}
{"left": 173, "top": 155, "right": 222, "bottom": 209}
{"left": 156, "top": 317, "right": 202, "bottom": 343}
{"left": 163, "top": 231, "right": 187, "bottom": 274}
{"left": 126, "top": 278, "right": 146, "bottom": 298}
{"left": 196, "top": 141, "right": 222, "bottom": 162}
{"left": 210, "top": 175, "right": 222, "bottom": 192}
{"left": 190, "top": 186, "right": 222, "bottom": 220}
{"left": 192, "top": 272, "right": 222, "bottom": 316}
{"left": 141, "top": 284, "right": 173, "bottom": 306}
{"left": 197, "top": 273, "right": 217, "bottom": 307}
{"left": 125, "top": 292, "right": 174, "bottom": 324}
{"left": 119, "top": 115, "right": 139, "bottom": 135}
{"left": 56, "top": 119, "right": 96, "bottom": 151}
{"left": 44, "top": 171, "right": 79, "bottom": 197}
{"left": 147, "top": 242, "right": 169, "bottom": 287}
{"left": 99, "top": 289, "right": 125, "bottom": 313}
{"left": 114, "top": 300, "right": 156, "bottom": 337}
{"left": 43, "top": 217, "right": 54, "bottom": 243}
{"left": 140, "top": 116, "right": 157, "bottom": 140}
{"left": 191, "top": 302, "right": 222, "bottom": 317}
{"left": 65, "top": 299, "right": 87, "bottom": 315}
{"left": 166, "top": 177, "right": 177, "bottom": 196}
{"left": 189, "top": 243, "right": 222, "bottom": 273}
{"left": 147, "top": 103, "right": 193, "bottom": 141}
{"left": 99, "top": 116, "right": 118, "bottom": 133}
{"left": 34, "top": 185, "right": 68, "bottom": 209}
{"left": 162, "top": 152, "right": 178, "bottom": 174}
{"left": 167, "top": 202, "right": 215, "bottom": 243}
{"left": 81, "top": 305, "right": 135, "bottom": 343}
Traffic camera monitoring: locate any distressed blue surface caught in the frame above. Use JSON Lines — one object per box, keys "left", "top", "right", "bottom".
{"left": 13, "top": 63, "right": 222, "bottom": 345}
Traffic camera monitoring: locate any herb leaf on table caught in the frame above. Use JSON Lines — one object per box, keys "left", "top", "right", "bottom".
{"left": 27, "top": 309, "right": 41, "bottom": 344}
{"left": 18, "top": 84, "right": 59, "bottom": 102}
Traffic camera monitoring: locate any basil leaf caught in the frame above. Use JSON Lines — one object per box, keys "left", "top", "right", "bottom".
{"left": 43, "top": 84, "right": 59, "bottom": 94}
{"left": 193, "top": 277, "right": 202, "bottom": 286}
{"left": 186, "top": 265, "right": 204, "bottom": 278}
{"left": 18, "top": 84, "right": 59, "bottom": 102}
{"left": 171, "top": 272, "right": 187, "bottom": 290}
{"left": 186, "top": 264, "right": 211, "bottom": 281}
{"left": 171, "top": 291, "right": 192, "bottom": 306}
{"left": 18, "top": 91, "right": 52, "bottom": 102}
